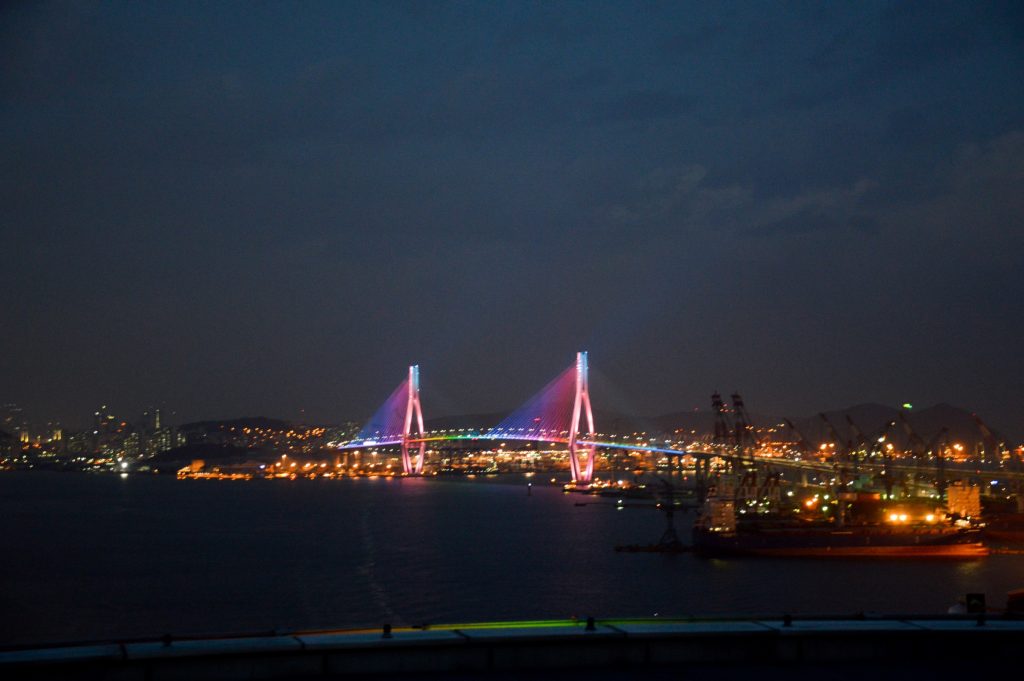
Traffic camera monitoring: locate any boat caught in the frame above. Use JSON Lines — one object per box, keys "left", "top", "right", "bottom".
{"left": 982, "top": 513, "right": 1024, "bottom": 543}
{"left": 692, "top": 496, "right": 988, "bottom": 558}
{"left": 693, "top": 523, "right": 988, "bottom": 558}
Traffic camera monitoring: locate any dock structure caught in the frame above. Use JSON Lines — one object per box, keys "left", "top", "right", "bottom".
{"left": 3, "top": 616, "right": 1023, "bottom": 680}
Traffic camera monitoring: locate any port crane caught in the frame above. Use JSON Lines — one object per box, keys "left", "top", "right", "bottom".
{"left": 974, "top": 412, "right": 1024, "bottom": 510}
{"left": 818, "top": 413, "right": 854, "bottom": 479}
{"left": 782, "top": 418, "right": 813, "bottom": 457}
{"left": 843, "top": 414, "right": 870, "bottom": 473}
{"left": 896, "top": 412, "right": 927, "bottom": 461}
{"left": 731, "top": 393, "right": 759, "bottom": 461}
{"left": 972, "top": 413, "right": 1004, "bottom": 465}
{"left": 897, "top": 412, "right": 928, "bottom": 494}
{"left": 925, "top": 426, "right": 950, "bottom": 497}
{"left": 854, "top": 418, "right": 898, "bottom": 497}
{"left": 711, "top": 392, "right": 731, "bottom": 448}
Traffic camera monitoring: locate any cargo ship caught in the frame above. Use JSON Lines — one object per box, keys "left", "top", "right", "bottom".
{"left": 692, "top": 495, "right": 988, "bottom": 558}
{"left": 982, "top": 513, "right": 1024, "bottom": 543}
{"left": 693, "top": 523, "right": 988, "bottom": 558}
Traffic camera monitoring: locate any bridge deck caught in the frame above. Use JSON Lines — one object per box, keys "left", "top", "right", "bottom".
{"left": 335, "top": 433, "right": 1024, "bottom": 482}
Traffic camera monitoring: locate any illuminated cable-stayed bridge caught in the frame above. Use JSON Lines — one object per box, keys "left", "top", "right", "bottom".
{"left": 337, "top": 351, "right": 1024, "bottom": 489}
{"left": 338, "top": 351, "right": 689, "bottom": 483}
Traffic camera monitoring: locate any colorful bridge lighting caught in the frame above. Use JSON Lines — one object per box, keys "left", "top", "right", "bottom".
{"left": 353, "top": 365, "right": 425, "bottom": 475}
{"left": 346, "top": 352, "right": 603, "bottom": 483}
{"left": 402, "top": 365, "right": 426, "bottom": 476}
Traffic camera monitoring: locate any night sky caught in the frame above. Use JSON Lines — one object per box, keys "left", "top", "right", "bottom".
{"left": 3, "top": 2, "right": 1023, "bottom": 435}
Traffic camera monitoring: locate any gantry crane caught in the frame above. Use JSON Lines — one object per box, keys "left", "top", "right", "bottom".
{"left": 783, "top": 417, "right": 813, "bottom": 457}
{"left": 731, "top": 393, "right": 759, "bottom": 460}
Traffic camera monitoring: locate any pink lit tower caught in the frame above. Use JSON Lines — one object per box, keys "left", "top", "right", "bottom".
{"left": 568, "top": 351, "right": 596, "bottom": 484}
{"left": 401, "top": 364, "right": 426, "bottom": 475}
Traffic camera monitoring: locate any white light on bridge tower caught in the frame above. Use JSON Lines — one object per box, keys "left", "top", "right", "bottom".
{"left": 401, "top": 364, "right": 426, "bottom": 475}
{"left": 568, "top": 351, "right": 596, "bottom": 484}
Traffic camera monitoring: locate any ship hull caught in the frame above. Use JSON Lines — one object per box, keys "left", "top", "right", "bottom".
{"left": 693, "top": 527, "right": 988, "bottom": 558}
{"left": 982, "top": 514, "right": 1024, "bottom": 544}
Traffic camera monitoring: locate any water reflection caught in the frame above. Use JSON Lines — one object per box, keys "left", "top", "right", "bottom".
{"left": 1, "top": 472, "right": 1022, "bottom": 645}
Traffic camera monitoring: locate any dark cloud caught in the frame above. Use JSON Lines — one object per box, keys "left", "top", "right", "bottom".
{"left": 593, "top": 90, "right": 694, "bottom": 124}
{"left": 866, "top": 2, "right": 990, "bottom": 76}
{"left": 742, "top": 210, "right": 882, "bottom": 238}
{"left": 661, "top": 22, "right": 729, "bottom": 56}
{"left": 882, "top": 106, "right": 964, "bottom": 150}
{"left": 745, "top": 210, "right": 839, "bottom": 238}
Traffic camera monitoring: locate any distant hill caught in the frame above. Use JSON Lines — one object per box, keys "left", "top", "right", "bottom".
{"left": 652, "top": 410, "right": 720, "bottom": 436}
{"left": 179, "top": 416, "right": 293, "bottom": 432}
{"left": 179, "top": 403, "right": 1014, "bottom": 451}
{"left": 786, "top": 403, "right": 900, "bottom": 445}
{"left": 909, "top": 403, "right": 1004, "bottom": 445}
{"left": 654, "top": 402, "right": 1010, "bottom": 450}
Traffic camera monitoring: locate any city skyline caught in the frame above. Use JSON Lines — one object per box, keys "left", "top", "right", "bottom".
{"left": 2, "top": 387, "right": 1019, "bottom": 446}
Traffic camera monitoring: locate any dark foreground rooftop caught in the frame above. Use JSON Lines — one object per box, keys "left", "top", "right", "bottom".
{"left": 2, "top": 616, "right": 1021, "bottom": 680}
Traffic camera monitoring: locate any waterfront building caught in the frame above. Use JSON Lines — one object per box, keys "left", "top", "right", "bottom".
{"left": 947, "top": 482, "right": 982, "bottom": 518}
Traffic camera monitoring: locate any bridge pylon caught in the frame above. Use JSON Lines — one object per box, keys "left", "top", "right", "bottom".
{"left": 401, "top": 365, "right": 426, "bottom": 475}
{"left": 568, "top": 351, "right": 596, "bottom": 484}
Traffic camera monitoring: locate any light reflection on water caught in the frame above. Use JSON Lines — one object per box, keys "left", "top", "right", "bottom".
{"left": 1, "top": 472, "right": 1022, "bottom": 645}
